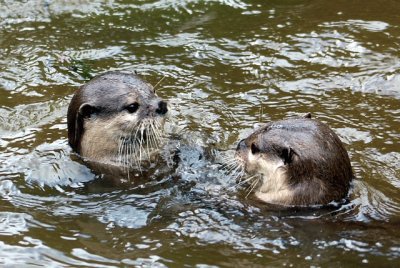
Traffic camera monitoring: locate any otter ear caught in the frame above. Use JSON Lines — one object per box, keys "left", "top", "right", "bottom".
{"left": 303, "top": 112, "right": 312, "bottom": 119}
{"left": 281, "top": 147, "right": 297, "bottom": 165}
{"left": 72, "top": 103, "right": 97, "bottom": 153}
{"left": 78, "top": 103, "right": 98, "bottom": 118}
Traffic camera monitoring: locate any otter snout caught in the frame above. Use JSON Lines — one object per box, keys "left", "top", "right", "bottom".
{"left": 156, "top": 100, "right": 168, "bottom": 115}
{"left": 143, "top": 99, "right": 168, "bottom": 117}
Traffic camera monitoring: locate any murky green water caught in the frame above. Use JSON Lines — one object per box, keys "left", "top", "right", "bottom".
{"left": 1, "top": 0, "right": 400, "bottom": 266}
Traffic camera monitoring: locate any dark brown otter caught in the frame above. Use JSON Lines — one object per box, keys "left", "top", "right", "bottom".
{"left": 67, "top": 71, "right": 168, "bottom": 167}
{"left": 235, "top": 114, "right": 353, "bottom": 206}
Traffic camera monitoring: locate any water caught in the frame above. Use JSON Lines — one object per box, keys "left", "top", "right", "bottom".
{"left": 1, "top": 0, "right": 399, "bottom": 266}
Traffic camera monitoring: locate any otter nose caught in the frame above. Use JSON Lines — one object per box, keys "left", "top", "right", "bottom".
{"left": 155, "top": 101, "right": 168, "bottom": 115}
{"left": 237, "top": 139, "right": 246, "bottom": 151}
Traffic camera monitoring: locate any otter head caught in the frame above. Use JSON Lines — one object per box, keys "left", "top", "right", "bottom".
{"left": 235, "top": 114, "right": 353, "bottom": 206}
{"left": 67, "top": 71, "right": 168, "bottom": 167}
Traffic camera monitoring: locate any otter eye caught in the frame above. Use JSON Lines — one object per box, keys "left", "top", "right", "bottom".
{"left": 125, "top": 103, "right": 139, "bottom": 113}
{"left": 251, "top": 143, "right": 260, "bottom": 154}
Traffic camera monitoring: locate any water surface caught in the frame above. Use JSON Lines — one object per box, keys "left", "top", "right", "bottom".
{"left": 1, "top": 0, "right": 399, "bottom": 266}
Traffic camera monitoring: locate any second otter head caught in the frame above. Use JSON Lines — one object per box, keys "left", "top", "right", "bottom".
{"left": 235, "top": 114, "right": 353, "bottom": 207}
{"left": 67, "top": 71, "right": 168, "bottom": 167}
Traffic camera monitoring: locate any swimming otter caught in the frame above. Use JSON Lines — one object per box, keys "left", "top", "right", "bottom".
{"left": 67, "top": 71, "right": 168, "bottom": 168}
{"left": 235, "top": 114, "right": 353, "bottom": 206}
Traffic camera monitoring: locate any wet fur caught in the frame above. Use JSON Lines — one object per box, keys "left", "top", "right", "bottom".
{"left": 235, "top": 114, "right": 353, "bottom": 206}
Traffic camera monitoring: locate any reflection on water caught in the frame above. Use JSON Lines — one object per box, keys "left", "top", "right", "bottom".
{"left": 0, "top": 0, "right": 399, "bottom": 266}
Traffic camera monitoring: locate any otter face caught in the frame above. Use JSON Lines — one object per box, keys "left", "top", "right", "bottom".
{"left": 235, "top": 125, "right": 295, "bottom": 197}
{"left": 67, "top": 71, "right": 169, "bottom": 167}
{"left": 235, "top": 116, "right": 353, "bottom": 206}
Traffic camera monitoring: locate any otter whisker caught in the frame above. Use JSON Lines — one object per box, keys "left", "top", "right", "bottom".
{"left": 219, "top": 160, "right": 236, "bottom": 170}
{"left": 150, "top": 128, "right": 161, "bottom": 146}
{"left": 221, "top": 165, "right": 240, "bottom": 177}
{"left": 245, "top": 176, "right": 260, "bottom": 199}
{"left": 153, "top": 75, "right": 166, "bottom": 92}
{"left": 126, "top": 141, "right": 131, "bottom": 171}
{"left": 127, "top": 138, "right": 138, "bottom": 168}
{"left": 145, "top": 124, "right": 150, "bottom": 158}
{"left": 145, "top": 123, "right": 152, "bottom": 158}
{"left": 119, "top": 138, "right": 125, "bottom": 170}
{"left": 220, "top": 165, "right": 236, "bottom": 176}
{"left": 219, "top": 155, "right": 237, "bottom": 164}
{"left": 132, "top": 122, "right": 141, "bottom": 143}
{"left": 153, "top": 120, "right": 164, "bottom": 141}
{"left": 221, "top": 158, "right": 239, "bottom": 169}
{"left": 132, "top": 142, "right": 140, "bottom": 168}
{"left": 151, "top": 125, "right": 160, "bottom": 148}
{"left": 120, "top": 139, "right": 125, "bottom": 166}
{"left": 136, "top": 131, "right": 144, "bottom": 172}
{"left": 140, "top": 123, "right": 148, "bottom": 160}
{"left": 138, "top": 123, "right": 144, "bottom": 162}
{"left": 117, "top": 134, "right": 126, "bottom": 166}
{"left": 148, "top": 128, "right": 156, "bottom": 150}
{"left": 227, "top": 173, "right": 255, "bottom": 190}
{"left": 124, "top": 144, "right": 129, "bottom": 167}
{"left": 130, "top": 121, "right": 141, "bottom": 145}
{"left": 117, "top": 137, "right": 122, "bottom": 164}
{"left": 231, "top": 170, "right": 246, "bottom": 186}
{"left": 231, "top": 169, "right": 246, "bottom": 183}
{"left": 224, "top": 163, "right": 242, "bottom": 176}
{"left": 219, "top": 159, "right": 238, "bottom": 170}
{"left": 128, "top": 121, "right": 142, "bottom": 169}
{"left": 125, "top": 140, "right": 130, "bottom": 167}
{"left": 118, "top": 122, "right": 138, "bottom": 167}
{"left": 217, "top": 153, "right": 238, "bottom": 165}
{"left": 150, "top": 121, "right": 162, "bottom": 147}
{"left": 222, "top": 166, "right": 241, "bottom": 180}
{"left": 151, "top": 122, "right": 159, "bottom": 146}
{"left": 124, "top": 139, "right": 131, "bottom": 167}
{"left": 237, "top": 174, "right": 258, "bottom": 187}
{"left": 149, "top": 123, "right": 160, "bottom": 148}
{"left": 129, "top": 138, "right": 135, "bottom": 168}
{"left": 218, "top": 154, "right": 235, "bottom": 162}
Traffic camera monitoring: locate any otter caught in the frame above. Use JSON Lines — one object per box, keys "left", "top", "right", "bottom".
{"left": 235, "top": 113, "right": 353, "bottom": 207}
{"left": 67, "top": 71, "right": 168, "bottom": 168}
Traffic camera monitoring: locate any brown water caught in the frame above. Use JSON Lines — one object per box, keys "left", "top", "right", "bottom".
{"left": 1, "top": 0, "right": 400, "bottom": 266}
